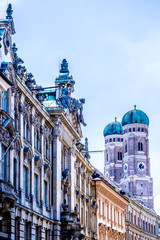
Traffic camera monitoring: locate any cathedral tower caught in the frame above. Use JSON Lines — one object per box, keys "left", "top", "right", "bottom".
{"left": 121, "top": 106, "right": 153, "bottom": 209}
{"left": 103, "top": 118, "right": 123, "bottom": 183}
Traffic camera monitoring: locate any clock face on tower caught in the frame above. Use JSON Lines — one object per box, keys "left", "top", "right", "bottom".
{"left": 123, "top": 163, "right": 128, "bottom": 172}
{"left": 138, "top": 162, "right": 145, "bottom": 171}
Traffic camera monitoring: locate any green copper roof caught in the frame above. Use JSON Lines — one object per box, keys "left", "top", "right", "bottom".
{"left": 122, "top": 106, "right": 149, "bottom": 126}
{"left": 103, "top": 118, "right": 123, "bottom": 137}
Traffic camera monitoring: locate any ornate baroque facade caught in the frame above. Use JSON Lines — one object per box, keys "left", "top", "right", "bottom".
{"left": 0, "top": 5, "right": 97, "bottom": 240}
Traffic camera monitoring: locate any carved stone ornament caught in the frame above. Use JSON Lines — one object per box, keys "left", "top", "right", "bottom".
{"left": 30, "top": 114, "right": 35, "bottom": 124}
{"left": 44, "top": 163, "right": 52, "bottom": 176}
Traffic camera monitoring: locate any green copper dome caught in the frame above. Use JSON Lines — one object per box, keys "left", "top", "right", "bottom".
{"left": 122, "top": 106, "right": 149, "bottom": 126}
{"left": 103, "top": 118, "right": 123, "bottom": 137}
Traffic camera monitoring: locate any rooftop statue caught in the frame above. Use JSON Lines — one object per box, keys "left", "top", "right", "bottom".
{"left": 60, "top": 59, "right": 69, "bottom": 74}
{"left": 58, "top": 80, "right": 75, "bottom": 113}
{"left": 57, "top": 59, "right": 87, "bottom": 127}
{"left": 6, "top": 4, "right": 13, "bottom": 19}
{"left": 72, "top": 98, "right": 87, "bottom": 126}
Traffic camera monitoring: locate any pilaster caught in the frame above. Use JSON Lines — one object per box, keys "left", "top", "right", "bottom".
{"left": 53, "top": 123, "right": 62, "bottom": 222}
{"left": 68, "top": 146, "right": 76, "bottom": 212}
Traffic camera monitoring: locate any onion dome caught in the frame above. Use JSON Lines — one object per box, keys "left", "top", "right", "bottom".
{"left": 103, "top": 118, "right": 123, "bottom": 137}
{"left": 122, "top": 105, "right": 149, "bottom": 126}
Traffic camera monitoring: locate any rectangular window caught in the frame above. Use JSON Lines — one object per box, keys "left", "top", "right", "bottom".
{"left": 44, "top": 180, "right": 47, "bottom": 206}
{"left": 1, "top": 91, "right": 8, "bottom": 112}
{"left": 23, "top": 167, "right": 28, "bottom": 198}
{"left": 35, "top": 226, "right": 40, "bottom": 240}
{"left": 1, "top": 145, "right": 6, "bottom": 180}
{"left": 24, "top": 222, "right": 29, "bottom": 240}
{"left": 13, "top": 158, "right": 16, "bottom": 188}
{"left": 34, "top": 174, "right": 38, "bottom": 202}
{"left": 15, "top": 217, "right": 20, "bottom": 240}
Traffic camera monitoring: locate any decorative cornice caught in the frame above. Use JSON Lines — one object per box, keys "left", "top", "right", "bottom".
{"left": 16, "top": 78, "right": 55, "bottom": 128}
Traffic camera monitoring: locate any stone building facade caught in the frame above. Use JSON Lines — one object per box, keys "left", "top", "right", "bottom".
{"left": 0, "top": 4, "right": 97, "bottom": 240}
{"left": 125, "top": 199, "right": 160, "bottom": 240}
{"left": 103, "top": 107, "right": 153, "bottom": 210}
{"left": 92, "top": 168, "right": 129, "bottom": 240}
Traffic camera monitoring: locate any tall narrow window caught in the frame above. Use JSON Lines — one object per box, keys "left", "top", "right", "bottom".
{"left": 118, "top": 151, "right": 122, "bottom": 160}
{"left": 26, "top": 124, "right": 29, "bottom": 142}
{"left": 1, "top": 145, "right": 6, "bottom": 180}
{"left": 34, "top": 174, "right": 38, "bottom": 202}
{"left": 35, "top": 226, "right": 40, "bottom": 240}
{"left": 13, "top": 158, "right": 17, "bottom": 188}
{"left": 24, "top": 222, "right": 28, "bottom": 240}
{"left": 23, "top": 167, "right": 28, "bottom": 198}
{"left": 125, "top": 144, "right": 127, "bottom": 153}
{"left": 138, "top": 142, "right": 143, "bottom": 151}
{"left": 106, "top": 153, "right": 108, "bottom": 162}
{"left": 1, "top": 91, "right": 8, "bottom": 112}
{"left": 44, "top": 180, "right": 47, "bottom": 206}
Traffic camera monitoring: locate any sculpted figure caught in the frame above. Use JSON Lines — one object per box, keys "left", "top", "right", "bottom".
{"left": 72, "top": 98, "right": 87, "bottom": 126}
{"left": 58, "top": 80, "right": 75, "bottom": 112}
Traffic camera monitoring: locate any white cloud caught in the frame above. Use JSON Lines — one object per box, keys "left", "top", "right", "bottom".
{"left": 154, "top": 194, "right": 160, "bottom": 215}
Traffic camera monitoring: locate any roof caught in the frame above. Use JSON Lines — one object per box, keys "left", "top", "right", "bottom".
{"left": 122, "top": 106, "right": 149, "bottom": 126}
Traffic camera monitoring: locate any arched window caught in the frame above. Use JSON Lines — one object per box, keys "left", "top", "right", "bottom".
{"left": 118, "top": 151, "right": 122, "bottom": 160}
{"left": 138, "top": 142, "right": 143, "bottom": 151}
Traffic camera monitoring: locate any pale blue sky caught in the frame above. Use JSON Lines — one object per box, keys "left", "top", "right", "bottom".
{"left": 1, "top": 0, "right": 160, "bottom": 213}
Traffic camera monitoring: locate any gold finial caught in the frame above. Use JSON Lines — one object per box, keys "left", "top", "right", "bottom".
{"left": 134, "top": 105, "right": 136, "bottom": 109}
{"left": 115, "top": 117, "right": 117, "bottom": 122}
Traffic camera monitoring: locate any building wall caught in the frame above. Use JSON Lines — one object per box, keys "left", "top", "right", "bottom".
{"left": 96, "top": 180, "right": 128, "bottom": 240}
{"left": 125, "top": 199, "right": 160, "bottom": 240}
{"left": 0, "top": 10, "right": 97, "bottom": 240}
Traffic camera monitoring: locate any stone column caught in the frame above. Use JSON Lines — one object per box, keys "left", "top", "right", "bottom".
{"left": 52, "top": 122, "right": 62, "bottom": 239}
{"left": 19, "top": 218, "right": 25, "bottom": 240}
{"left": 68, "top": 146, "right": 76, "bottom": 212}
{"left": 31, "top": 108, "right": 35, "bottom": 210}
{"left": 19, "top": 94, "right": 25, "bottom": 204}
{"left": 31, "top": 223, "right": 36, "bottom": 240}
{"left": 40, "top": 226, "right": 45, "bottom": 240}
{"left": 10, "top": 208, "right": 15, "bottom": 240}
{"left": 40, "top": 118, "right": 45, "bottom": 214}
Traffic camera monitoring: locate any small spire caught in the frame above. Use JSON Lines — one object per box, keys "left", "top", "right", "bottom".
{"left": 134, "top": 105, "right": 137, "bottom": 110}
{"left": 6, "top": 3, "right": 13, "bottom": 19}
{"left": 115, "top": 117, "right": 117, "bottom": 122}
